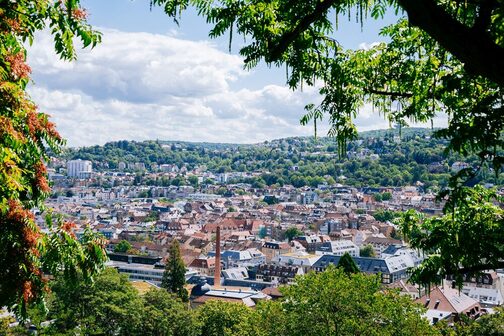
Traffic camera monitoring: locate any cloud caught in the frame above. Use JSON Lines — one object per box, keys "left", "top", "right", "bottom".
{"left": 26, "top": 28, "right": 444, "bottom": 147}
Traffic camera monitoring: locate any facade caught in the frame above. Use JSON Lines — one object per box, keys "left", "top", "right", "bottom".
{"left": 261, "top": 241, "right": 291, "bottom": 262}
{"left": 315, "top": 240, "right": 360, "bottom": 257}
{"left": 312, "top": 254, "right": 412, "bottom": 284}
{"left": 447, "top": 272, "right": 504, "bottom": 307}
{"left": 255, "top": 264, "right": 303, "bottom": 285}
{"left": 189, "top": 257, "right": 216, "bottom": 276}
{"left": 364, "top": 236, "right": 403, "bottom": 258}
{"left": 109, "top": 261, "right": 164, "bottom": 285}
{"left": 417, "top": 284, "right": 481, "bottom": 324}
{"left": 272, "top": 251, "right": 321, "bottom": 274}
{"left": 67, "top": 159, "right": 92, "bottom": 178}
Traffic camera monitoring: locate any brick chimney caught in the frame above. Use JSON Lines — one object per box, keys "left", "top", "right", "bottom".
{"left": 214, "top": 226, "right": 221, "bottom": 288}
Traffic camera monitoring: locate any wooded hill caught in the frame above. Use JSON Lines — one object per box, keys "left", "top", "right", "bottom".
{"left": 62, "top": 128, "right": 502, "bottom": 190}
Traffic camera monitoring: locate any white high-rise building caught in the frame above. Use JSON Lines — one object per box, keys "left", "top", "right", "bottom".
{"left": 67, "top": 159, "right": 92, "bottom": 178}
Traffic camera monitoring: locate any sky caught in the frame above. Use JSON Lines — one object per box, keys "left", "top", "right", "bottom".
{"left": 26, "top": 0, "right": 441, "bottom": 147}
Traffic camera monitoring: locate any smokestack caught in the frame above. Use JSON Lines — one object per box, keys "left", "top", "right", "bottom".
{"left": 214, "top": 226, "right": 221, "bottom": 288}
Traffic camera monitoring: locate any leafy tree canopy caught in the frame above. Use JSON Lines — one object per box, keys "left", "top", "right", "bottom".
{"left": 0, "top": 0, "right": 105, "bottom": 317}
{"left": 161, "top": 239, "right": 189, "bottom": 301}
{"left": 337, "top": 252, "right": 360, "bottom": 274}
{"left": 254, "top": 266, "right": 436, "bottom": 336}
{"left": 284, "top": 227, "right": 302, "bottom": 241}
{"left": 397, "top": 186, "right": 504, "bottom": 289}
{"left": 359, "top": 244, "right": 376, "bottom": 258}
{"left": 114, "top": 240, "right": 133, "bottom": 253}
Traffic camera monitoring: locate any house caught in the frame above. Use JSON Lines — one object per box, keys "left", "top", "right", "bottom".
{"left": 261, "top": 286, "right": 283, "bottom": 300}
{"left": 447, "top": 272, "right": 504, "bottom": 307}
{"left": 222, "top": 267, "right": 250, "bottom": 281}
{"left": 255, "top": 264, "right": 303, "bottom": 285}
{"left": 189, "top": 257, "right": 216, "bottom": 276}
{"left": 208, "top": 249, "right": 261, "bottom": 267}
{"left": 261, "top": 241, "right": 292, "bottom": 262}
{"left": 272, "top": 251, "right": 321, "bottom": 273}
{"left": 315, "top": 240, "right": 360, "bottom": 257}
{"left": 292, "top": 235, "right": 324, "bottom": 253}
{"left": 311, "top": 254, "right": 411, "bottom": 284}
{"left": 363, "top": 236, "right": 403, "bottom": 257}
{"left": 416, "top": 283, "right": 481, "bottom": 324}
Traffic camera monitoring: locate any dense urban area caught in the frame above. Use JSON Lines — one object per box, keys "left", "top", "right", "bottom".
{"left": 2, "top": 129, "right": 501, "bottom": 334}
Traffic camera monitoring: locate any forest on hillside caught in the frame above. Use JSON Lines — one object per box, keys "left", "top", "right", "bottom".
{"left": 62, "top": 128, "right": 503, "bottom": 190}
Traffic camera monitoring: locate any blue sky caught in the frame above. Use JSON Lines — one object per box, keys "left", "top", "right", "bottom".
{"left": 27, "top": 0, "right": 428, "bottom": 147}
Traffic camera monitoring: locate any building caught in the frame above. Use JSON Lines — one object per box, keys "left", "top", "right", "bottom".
{"left": 255, "top": 264, "right": 303, "bottom": 285}
{"left": 191, "top": 284, "right": 270, "bottom": 308}
{"left": 208, "top": 250, "right": 259, "bottom": 268}
{"left": 417, "top": 283, "right": 481, "bottom": 324}
{"left": 261, "top": 241, "right": 291, "bottom": 262}
{"left": 272, "top": 251, "right": 321, "bottom": 273}
{"left": 315, "top": 240, "right": 360, "bottom": 257}
{"left": 189, "top": 256, "right": 216, "bottom": 276}
{"left": 67, "top": 159, "right": 92, "bottom": 178}
{"left": 312, "top": 254, "right": 412, "bottom": 284}
{"left": 363, "top": 236, "right": 403, "bottom": 258}
{"left": 111, "top": 261, "right": 164, "bottom": 284}
{"left": 448, "top": 272, "right": 504, "bottom": 307}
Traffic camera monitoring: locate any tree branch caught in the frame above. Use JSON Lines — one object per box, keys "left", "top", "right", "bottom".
{"left": 366, "top": 88, "right": 413, "bottom": 98}
{"left": 266, "top": 0, "right": 337, "bottom": 62}
{"left": 473, "top": 0, "right": 497, "bottom": 33}
{"left": 398, "top": 0, "right": 504, "bottom": 86}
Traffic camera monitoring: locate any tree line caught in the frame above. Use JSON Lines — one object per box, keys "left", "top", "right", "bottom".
{"left": 64, "top": 129, "right": 503, "bottom": 190}
{"left": 3, "top": 265, "right": 503, "bottom": 336}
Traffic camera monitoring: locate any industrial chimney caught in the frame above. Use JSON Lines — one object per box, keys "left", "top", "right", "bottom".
{"left": 214, "top": 226, "right": 221, "bottom": 288}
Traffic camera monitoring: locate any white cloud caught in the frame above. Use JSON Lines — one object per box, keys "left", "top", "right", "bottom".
{"left": 26, "top": 29, "right": 443, "bottom": 147}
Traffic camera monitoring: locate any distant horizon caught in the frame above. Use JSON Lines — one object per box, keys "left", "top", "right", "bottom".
{"left": 65, "top": 126, "right": 438, "bottom": 149}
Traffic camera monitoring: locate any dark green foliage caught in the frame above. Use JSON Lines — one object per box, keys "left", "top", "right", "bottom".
{"left": 263, "top": 195, "right": 279, "bottom": 205}
{"left": 258, "top": 226, "right": 267, "bottom": 239}
{"left": 198, "top": 301, "right": 252, "bottom": 336}
{"left": 114, "top": 240, "right": 132, "bottom": 253}
{"left": 252, "top": 266, "right": 437, "bottom": 336}
{"left": 381, "top": 192, "right": 392, "bottom": 201}
{"left": 161, "top": 240, "right": 189, "bottom": 302}
{"left": 337, "top": 252, "right": 360, "bottom": 274}
{"left": 373, "top": 209, "right": 400, "bottom": 222}
{"left": 23, "top": 265, "right": 442, "bottom": 335}
{"left": 64, "top": 130, "right": 503, "bottom": 189}
{"left": 359, "top": 244, "right": 376, "bottom": 258}
{"left": 49, "top": 268, "right": 143, "bottom": 335}
{"left": 284, "top": 227, "right": 302, "bottom": 241}
{"left": 398, "top": 186, "right": 504, "bottom": 288}
{"left": 141, "top": 289, "right": 199, "bottom": 336}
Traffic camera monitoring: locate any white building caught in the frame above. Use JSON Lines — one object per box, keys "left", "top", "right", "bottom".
{"left": 272, "top": 251, "right": 321, "bottom": 273}
{"left": 67, "top": 159, "right": 92, "bottom": 178}
{"left": 315, "top": 240, "right": 360, "bottom": 257}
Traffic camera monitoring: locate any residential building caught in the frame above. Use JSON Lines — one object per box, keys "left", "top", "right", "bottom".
{"left": 67, "top": 159, "right": 92, "bottom": 178}
{"left": 417, "top": 283, "right": 481, "bottom": 324}
{"left": 312, "top": 254, "right": 412, "bottom": 284}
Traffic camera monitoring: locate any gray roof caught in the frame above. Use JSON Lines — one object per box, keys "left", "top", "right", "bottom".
{"left": 313, "top": 255, "right": 394, "bottom": 274}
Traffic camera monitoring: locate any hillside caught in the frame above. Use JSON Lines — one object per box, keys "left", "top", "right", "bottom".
{"left": 61, "top": 128, "right": 502, "bottom": 189}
